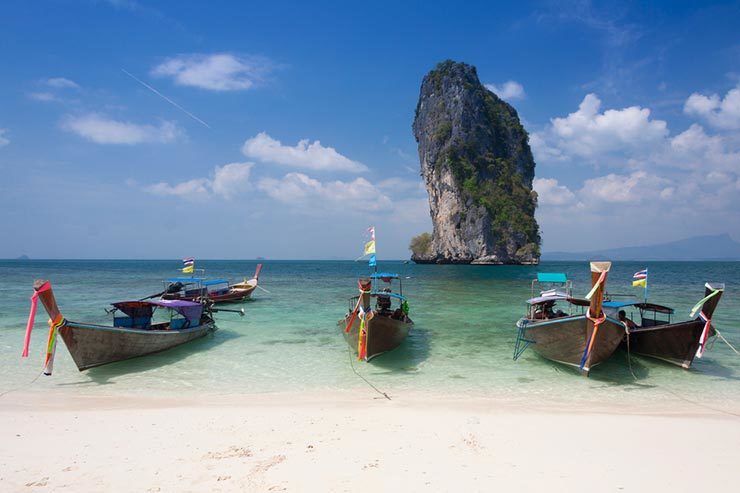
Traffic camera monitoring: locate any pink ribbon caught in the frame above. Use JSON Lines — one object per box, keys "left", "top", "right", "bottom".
{"left": 22, "top": 282, "right": 50, "bottom": 358}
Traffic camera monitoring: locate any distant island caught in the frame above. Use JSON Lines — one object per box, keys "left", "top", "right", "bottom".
{"left": 15, "top": 254, "right": 30, "bottom": 260}
{"left": 542, "top": 234, "right": 740, "bottom": 261}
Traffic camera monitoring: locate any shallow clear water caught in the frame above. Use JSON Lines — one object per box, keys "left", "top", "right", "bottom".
{"left": 1, "top": 260, "right": 739, "bottom": 406}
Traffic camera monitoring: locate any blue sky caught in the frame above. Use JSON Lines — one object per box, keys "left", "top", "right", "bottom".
{"left": 1, "top": 0, "right": 739, "bottom": 259}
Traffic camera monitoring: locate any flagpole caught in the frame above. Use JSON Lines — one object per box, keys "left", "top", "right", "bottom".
{"left": 645, "top": 268, "right": 649, "bottom": 303}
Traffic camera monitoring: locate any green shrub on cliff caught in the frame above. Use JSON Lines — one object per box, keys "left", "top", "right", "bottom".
{"left": 409, "top": 233, "right": 433, "bottom": 257}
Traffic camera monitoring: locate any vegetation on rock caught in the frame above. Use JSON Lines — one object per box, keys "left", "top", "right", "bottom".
{"left": 409, "top": 233, "right": 433, "bottom": 257}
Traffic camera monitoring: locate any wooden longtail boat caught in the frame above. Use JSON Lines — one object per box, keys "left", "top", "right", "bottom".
{"left": 339, "top": 273, "right": 414, "bottom": 361}
{"left": 604, "top": 283, "right": 725, "bottom": 368}
{"left": 163, "top": 264, "right": 263, "bottom": 304}
{"left": 514, "top": 262, "right": 626, "bottom": 375}
{"left": 24, "top": 280, "right": 217, "bottom": 374}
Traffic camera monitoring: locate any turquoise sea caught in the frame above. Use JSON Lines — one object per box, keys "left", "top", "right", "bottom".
{"left": 1, "top": 260, "right": 739, "bottom": 408}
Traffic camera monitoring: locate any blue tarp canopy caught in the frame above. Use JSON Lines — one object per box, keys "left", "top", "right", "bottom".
{"left": 603, "top": 301, "right": 674, "bottom": 314}
{"left": 370, "top": 272, "right": 399, "bottom": 279}
{"left": 112, "top": 299, "right": 204, "bottom": 323}
{"left": 167, "top": 277, "right": 205, "bottom": 283}
{"left": 203, "top": 279, "right": 229, "bottom": 286}
{"left": 537, "top": 273, "right": 568, "bottom": 283}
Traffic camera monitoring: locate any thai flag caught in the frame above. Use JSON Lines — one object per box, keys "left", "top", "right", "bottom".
{"left": 183, "top": 257, "right": 195, "bottom": 267}
{"left": 633, "top": 269, "right": 647, "bottom": 280}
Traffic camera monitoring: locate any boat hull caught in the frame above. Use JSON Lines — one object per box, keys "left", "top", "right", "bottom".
{"left": 164, "top": 287, "right": 253, "bottom": 304}
{"left": 627, "top": 320, "right": 710, "bottom": 369}
{"left": 58, "top": 322, "right": 216, "bottom": 371}
{"left": 339, "top": 313, "right": 413, "bottom": 361}
{"left": 522, "top": 315, "right": 626, "bottom": 374}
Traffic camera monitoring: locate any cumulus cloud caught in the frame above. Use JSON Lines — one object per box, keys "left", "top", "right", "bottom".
{"left": 533, "top": 177, "right": 578, "bottom": 206}
{"left": 537, "top": 94, "right": 669, "bottom": 160}
{"left": 0, "top": 129, "right": 9, "bottom": 148}
{"left": 485, "top": 81, "right": 526, "bottom": 100}
{"left": 581, "top": 171, "right": 673, "bottom": 204}
{"left": 45, "top": 77, "right": 79, "bottom": 89}
{"left": 152, "top": 53, "right": 272, "bottom": 91}
{"left": 242, "top": 132, "right": 368, "bottom": 172}
{"left": 146, "top": 162, "right": 253, "bottom": 200}
{"left": 61, "top": 113, "right": 181, "bottom": 144}
{"left": 258, "top": 173, "right": 392, "bottom": 212}
{"left": 684, "top": 85, "right": 740, "bottom": 130}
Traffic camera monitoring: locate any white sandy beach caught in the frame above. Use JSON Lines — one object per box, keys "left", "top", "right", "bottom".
{"left": 1, "top": 390, "right": 739, "bottom": 492}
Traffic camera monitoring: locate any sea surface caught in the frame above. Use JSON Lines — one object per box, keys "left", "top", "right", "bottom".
{"left": 1, "top": 260, "right": 739, "bottom": 408}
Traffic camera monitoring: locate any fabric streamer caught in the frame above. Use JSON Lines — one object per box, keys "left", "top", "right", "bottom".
{"left": 357, "top": 308, "right": 368, "bottom": 360}
{"left": 22, "top": 281, "right": 51, "bottom": 358}
{"left": 579, "top": 309, "right": 606, "bottom": 370}
{"left": 43, "top": 314, "right": 65, "bottom": 376}
{"left": 585, "top": 271, "right": 607, "bottom": 300}
{"left": 695, "top": 311, "right": 712, "bottom": 359}
{"left": 689, "top": 287, "right": 721, "bottom": 318}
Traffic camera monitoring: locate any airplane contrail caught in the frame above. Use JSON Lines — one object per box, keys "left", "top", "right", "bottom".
{"left": 121, "top": 68, "right": 211, "bottom": 129}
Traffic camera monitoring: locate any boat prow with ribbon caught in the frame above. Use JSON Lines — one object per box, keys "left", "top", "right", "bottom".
{"left": 21, "top": 279, "right": 228, "bottom": 374}
{"left": 514, "top": 261, "right": 626, "bottom": 376}
{"left": 338, "top": 228, "right": 414, "bottom": 361}
{"left": 605, "top": 282, "right": 725, "bottom": 369}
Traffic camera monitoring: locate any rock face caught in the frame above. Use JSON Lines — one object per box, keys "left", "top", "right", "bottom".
{"left": 412, "top": 60, "right": 540, "bottom": 264}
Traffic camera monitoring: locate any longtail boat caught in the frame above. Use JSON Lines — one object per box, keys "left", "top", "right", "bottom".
{"left": 338, "top": 227, "right": 413, "bottom": 361}
{"left": 163, "top": 264, "right": 262, "bottom": 304}
{"left": 514, "top": 262, "right": 626, "bottom": 375}
{"left": 603, "top": 283, "right": 725, "bottom": 369}
{"left": 339, "top": 274, "right": 413, "bottom": 361}
{"left": 22, "top": 280, "right": 226, "bottom": 374}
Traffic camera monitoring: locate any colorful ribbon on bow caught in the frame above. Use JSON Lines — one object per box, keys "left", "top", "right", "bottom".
{"left": 344, "top": 280, "right": 372, "bottom": 334}
{"left": 357, "top": 306, "right": 373, "bottom": 360}
{"left": 22, "top": 281, "right": 52, "bottom": 358}
{"left": 579, "top": 309, "right": 606, "bottom": 370}
{"left": 689, "top": 287, "right": 721, "bottom": 318}
{"left": 585, "top": 271, "right": 607, "bottom": 300}
{"left": 43, "top": 314, "right": 65, "bottom": 375}
{"left": 695, "top": 311, "right": 712, "bottom": 359}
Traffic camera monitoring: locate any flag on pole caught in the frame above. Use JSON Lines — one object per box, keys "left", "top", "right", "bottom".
{"left": 369, "top": 254, "right": 377, "bottom": 267}
{"left": 632, "top": 268, "right": 647, "bottom": 288}
{"left": 363, "top": 240, "right": 376, "bottom": 255}
{"left": 368, "top": 226, "right": 375, "bottom": 241}
{"left": 182, "top": 257, "right": 195, "bottom": 274}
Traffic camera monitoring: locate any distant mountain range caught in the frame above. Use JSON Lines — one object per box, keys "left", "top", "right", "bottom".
{"left": 542, "top": 234, "right": 740, "bottom": 261}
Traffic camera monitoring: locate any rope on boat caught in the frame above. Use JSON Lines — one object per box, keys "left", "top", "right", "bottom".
{"left": 0, "top": 369, "right": 45, "bottom": 398}
{"left": 347, "top": 346, "right": 391, "bottom": 401}
{"left": 715, "top": 328, "right": 740, "bottom": 356}
{"left": 623, "top": 325, "right": 637, "bottom": 380}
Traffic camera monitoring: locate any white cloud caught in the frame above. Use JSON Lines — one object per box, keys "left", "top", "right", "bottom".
{"left": 61, "top": 113, "right": 181, "bottom": 144}
{"left": 146, "top": 162, "right": 253, "bottom": 200}
{"left": 580, "top": 171, "right": 673, "bottom": 204}
{"left": 211, "top": 162, "right": 253, "bottom": 199}
{"left": 146, "top": 178, "right": 211, "bottom": 199}
{"left": 541, "top": 94, "right": 669, "bottom": 160}
{"left": 485, "top": 81, "right": 526, "bottom": 100}
{"left": 45, "top": 77, "right": 79, "bottom": 89}
{"left": 152, "top": 53, "right": 272, "bottom": 91}
{"left": 28, "top": 92, "right": 60, "bottom": 102}
{"left": 533, "top": 177, "right": 578, "bottom": 206}
{"left": 0, "top": 129, "right": 9, "bottom": 148}
{"left": 258, "top": 173, "right": 392, "bottom": 212}
{"left": 684, "top": 85, "right": 740, "bottom": 130}
{"left": 242, "top": 132, "right": 368, "bottom": 172}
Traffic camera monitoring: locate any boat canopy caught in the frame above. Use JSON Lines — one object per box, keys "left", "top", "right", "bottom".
{"left": 603, "top": 301, "right": 674, "bottom": 314}
{"left": 202, "top": 279, "right": 229, "bottom": 286}
{"left": 526, "top": 293, "right": 590, "bottom": 306}
{"left": 537, "top": 272, "right": 568, "bottom": 283}
{"left": 112, "top": 299, "right": 204, "bottom": 323}
{"left": 370, "top": 272, "right": 399, "bottom": 279}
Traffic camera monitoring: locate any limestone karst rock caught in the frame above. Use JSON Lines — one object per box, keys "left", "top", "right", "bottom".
{"left": 411, "top": 60, "right": 540, "bottom": 264}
